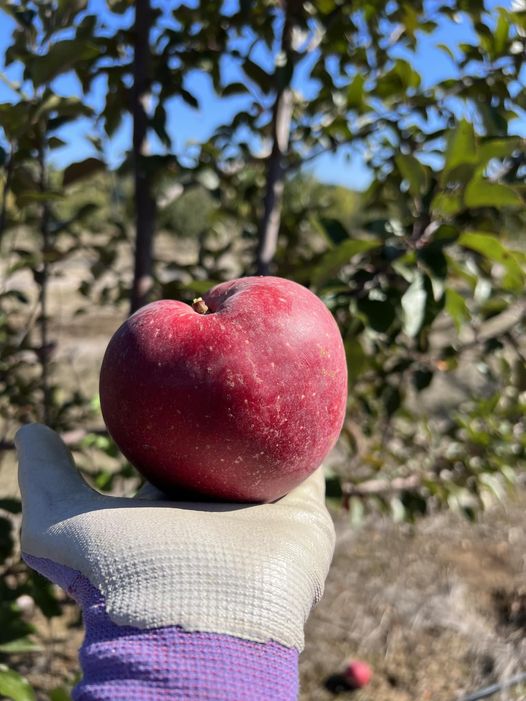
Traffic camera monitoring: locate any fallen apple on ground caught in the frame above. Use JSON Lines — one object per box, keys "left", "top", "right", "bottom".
{"left": 344, "top": 660, "right": 372, "bottom": 689}
{"left": 99, "top": 276, "right": 347, "bottom": 502}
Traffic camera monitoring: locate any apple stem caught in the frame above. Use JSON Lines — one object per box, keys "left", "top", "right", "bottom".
{"left": 192, "top": 297, "right": 209, "bottom": 315}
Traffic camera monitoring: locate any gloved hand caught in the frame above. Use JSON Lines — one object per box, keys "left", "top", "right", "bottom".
{"left": 17, "top": 424, "right": 335, "bottom": 701}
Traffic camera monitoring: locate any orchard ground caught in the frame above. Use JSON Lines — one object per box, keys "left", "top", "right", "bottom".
{"left": 1, "top": 239, "right": 525, "bottom": 700}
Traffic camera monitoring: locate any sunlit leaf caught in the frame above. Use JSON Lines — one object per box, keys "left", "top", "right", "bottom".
{"left": 443, "top": 120, "right": 478, "bottom": 177}
{"left": 48, "top": 687, "right": 73, "bottom": 701}
{"left": 347, "top": 73, "right": 365, "bottom": 109}
{"left": 401, "top": 274, "right": 426, "bottom": 337}
{"left": 0, "top": 665, "right": 36, "bottom": 701}
{"left": 395, "top": 154, "right": 429, "bottom": 197}
{"left": 0, "top": 638, "right": 42, "bottom": 654}
{"left": 431, "top": 190, "right": 463, "bottom": 216}
{"left": 464, "top": 178, "right": 523, "bottom": 209}
{"left": 445, "top": 289, "right": 470, "bottom": 331}
{"left": 479, "top": 137, "right": 522, "bottom": 165}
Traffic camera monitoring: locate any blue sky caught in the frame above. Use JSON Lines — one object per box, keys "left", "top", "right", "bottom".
{"left": 0, "top": 0, "right": 517, "bottom": 191}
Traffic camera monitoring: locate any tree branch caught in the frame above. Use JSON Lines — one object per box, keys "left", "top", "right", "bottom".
{"left": 342, "top": 473, "right": 422, "bottom": 497}
{"left": 255, "top": 1, "right": 298, "bottom": 275}
{"left": 37, "top": 138, "right": 51, "bottom": 426}
{"left": 130, "top": 0, "right": 156, "bottom": 314}
{"left": 0, "top": 143, "right": 14, "bottom": 242}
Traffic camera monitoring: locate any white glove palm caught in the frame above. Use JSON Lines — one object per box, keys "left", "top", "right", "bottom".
{"left": 17, "top": 424, "right": 335, "bottom": 650}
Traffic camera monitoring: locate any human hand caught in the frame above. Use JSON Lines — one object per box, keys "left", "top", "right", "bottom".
{"left": 17, "top": 423, "right": 335, "bottom": 700}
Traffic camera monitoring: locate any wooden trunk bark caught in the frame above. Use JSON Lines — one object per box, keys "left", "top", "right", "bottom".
{"left": 255, "top": 2, "right": 296, "bottom": 276}
{"left": 38, "top": 141, "right": 51, "bottom": 425}
{"left": 130, "top": 0, "right": 156, "bottom": 314}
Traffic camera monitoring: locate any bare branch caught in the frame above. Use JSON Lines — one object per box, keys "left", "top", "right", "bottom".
{"left": 342, "top": 473, "right": 422, "bottom": 497}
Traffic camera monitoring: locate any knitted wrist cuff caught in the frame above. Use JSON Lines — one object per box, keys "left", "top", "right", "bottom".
{"left": 23, "top": 554, "right": 299, "bottom": 701}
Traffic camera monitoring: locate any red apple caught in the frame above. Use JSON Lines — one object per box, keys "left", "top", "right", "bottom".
{"left": 99, "top": 276, "right": 347, "bottom": 502}
{"left": 344, "top": 660, "right": 372, "bottom": 689}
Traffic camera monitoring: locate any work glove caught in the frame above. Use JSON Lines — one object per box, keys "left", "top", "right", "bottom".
{"left": 17, "top": 423, "right": 335, "bottom": 701}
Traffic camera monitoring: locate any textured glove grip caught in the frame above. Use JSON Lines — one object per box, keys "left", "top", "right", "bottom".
{"left": 24, "top": 554, "right": 300, "bottom": 701}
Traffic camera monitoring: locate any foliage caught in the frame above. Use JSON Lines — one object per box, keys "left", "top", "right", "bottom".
{"left": 0, "top": 0, "right": 525, "bottom": 695}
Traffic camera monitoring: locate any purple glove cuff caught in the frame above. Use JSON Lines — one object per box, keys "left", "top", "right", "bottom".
{"left": 23, "top": 554, "right": 299, "bottom": 700}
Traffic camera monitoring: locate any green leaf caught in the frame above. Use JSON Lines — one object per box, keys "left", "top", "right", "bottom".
{"left": 418, "top": 247, "right": 447, "bottom": 279}
{"left": 443, "top": 120, "right": 478, "bottom": 177}
{"left": 458, "top": 232, "right": 524, "bottom": 289}
{"left": 31, "top": 40, "right": 100, "bottom": 87}
{"left": 395, "top": 154, "right": 429, "bottom": 197}
{"left": 382, "top": 385, "right": 401, "bottom": 416}
{"left": 445, "top": 289, "right": 470, "bottom": 332}
{"left": 107, "top": 0, "right": 133, "bottom": 12}
{"left": 479, "top": 137, "right": 521, "bottom": 165}
{"left": 0, "top": 638, "right": 42, "bottom": 654}
{"left": 196, "top": 169, "right": 219, "bottom": 190}
{"left": 63, "top": 158, "right": 106, "bottom": 187}
{"left": 319, "top": 218, "right": 349, "bottom": 246}
{"left": 377, "top": 59, "right": 420, "bottom": 99}
{"left": 493, "top": 10, "right": 509, "bottom": 57}
{"left": 47, "top": 136, "right": 67, "bottom": 150}
{"left": 0, "top": 665, "right": 36, "bottom": 701}
{"left": 431, "top": 191, "right": 463, "bottom": 216}
{"left": 413, "top": 368, "right": 433, "bottom": 391}
{"left": 401, "top": 275, "right": 427, "bottom": 337}
{"left": 464, "top": 178, "right": 522, "bottom": 209}
{"left": 325, "top": 474, "right": 342, "bottom": 499}
{"left": 222, "top": 82, "right": 248, "bottom": 97}
{"left": 180, "top": 88, "right": 199, "bottom": 109}
{"left": 344, "top": 339, "right": 368, "bottom": 384}
{"left": 437, "top": 43, "right": 455, "bottom": 60}
{"left": 356, "top": 298, "right": 397, "bottom": 333}
{"left": 312, "top": 239, "right": 380, "bottom": 286}
{"left": 242, "top": 59, "right": 273, "bottom": 93}
{"left": 458, "top": 232, "right": 503, "bottom": 260}
{"left": 477, "top": 103, "right": 509, "bottom": 137}
{"left": 48, "top": 687, "right": 72, "bottom": 701}
{"left": 26, "top": 572, "right": 61, "bottom": 619}
{"left": 346, "top": 73, "right": 365, "bottom": 109}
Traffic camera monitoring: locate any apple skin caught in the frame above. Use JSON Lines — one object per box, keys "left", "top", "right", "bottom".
{"left": 99, "top": 276, "right": 347, "bottom": 502}
{"left": 344, "top": 660, "right": 372, "bottom": 689}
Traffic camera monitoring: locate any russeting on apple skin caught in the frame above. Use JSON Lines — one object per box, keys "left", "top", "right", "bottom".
{"left": 99, "top": 276, "right": 348, "bottom": 502}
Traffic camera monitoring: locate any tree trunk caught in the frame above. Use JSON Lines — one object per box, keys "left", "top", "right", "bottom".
{"left": 255, "top": 3, "right": 296, "bottom": 276}
{"left": 130, "top": 0, "right": 155, "bottom": 314}
{"left": 0, "top": 145, "right": 14, "bottom": 242}
{"left": 38, "top": 140, "right": 51, "bottom": 425}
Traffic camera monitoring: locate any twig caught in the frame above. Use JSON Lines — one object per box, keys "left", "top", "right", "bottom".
{"left": 341, "top": 474, "right": 422, "bottom": 497}
{"left": 457, "top": 672, "right": 526, "bottom": 701}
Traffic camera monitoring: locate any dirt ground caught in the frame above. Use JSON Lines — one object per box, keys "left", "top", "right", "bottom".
{"left": 10, "top": 489, "right": 526, "bottom": 701}
{"left": 2, "top": 251, "right": 526, "bottom": 700}
{"left": 301, "top": 496, "right": 526, "bottom": 701}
